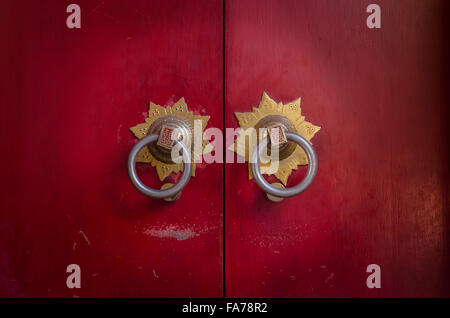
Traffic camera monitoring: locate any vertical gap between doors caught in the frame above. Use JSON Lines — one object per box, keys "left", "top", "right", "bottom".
{"left": 222, "top": 0, "right": 226, "bottom": 299}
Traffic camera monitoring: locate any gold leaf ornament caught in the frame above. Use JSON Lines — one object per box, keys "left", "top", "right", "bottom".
{"left": 230, "top": 92, "right": 321, "bottom": 186}
{"left": 130, "top": 98, "right": 212, "bottom": 181}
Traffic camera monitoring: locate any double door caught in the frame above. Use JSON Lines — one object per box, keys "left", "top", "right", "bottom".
{"left": 0, "top": 0, "right": 448, "bottom": 297}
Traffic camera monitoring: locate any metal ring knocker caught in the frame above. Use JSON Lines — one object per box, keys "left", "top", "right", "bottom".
{"left": 251, "top": 132, "right": 318, "bottom": 198}
{"left": 127, "top": 134, "right": 192, "bottom": 200}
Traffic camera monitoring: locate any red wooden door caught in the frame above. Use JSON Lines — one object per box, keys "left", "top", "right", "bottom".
{"left": 225, "top": 0, "right": 450, "bottom": 297}
{"left": 0, "top": 0, "right": 223, "bottom": 297}
{"left": 1, "top": 0, "right": 449, "bottom": 300}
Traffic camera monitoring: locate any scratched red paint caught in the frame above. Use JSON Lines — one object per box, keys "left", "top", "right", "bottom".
{"left": 0, "top": 0, "right": 223, "bottom": 297}
{"left": 0, "top": 0, "right": 449, "bottom": 298}
{"left": 225, "top": 0, "right": 450, "bottom": 297}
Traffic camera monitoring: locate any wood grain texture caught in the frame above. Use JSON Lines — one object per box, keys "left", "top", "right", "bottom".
{"left": 225, "top": 0, "right": 449, "bottom": 297}
{"left": 0, "top": 0, "right": 223, "bottom": 297}
{"left": 1, "top": 0, "right": 449, "bottom": 299}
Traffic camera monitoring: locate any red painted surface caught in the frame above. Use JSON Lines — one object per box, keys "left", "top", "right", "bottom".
{"left": 225, "top": 0, "right": 449, "bottom": 297}
{"left": 0, "top": 0, "right": 223, "bottom": 297}
{"left": 1, "top": 0, "right": 449, "bottom": 299}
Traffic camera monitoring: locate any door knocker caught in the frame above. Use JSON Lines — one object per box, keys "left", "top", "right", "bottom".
{"left": 128, "top": 97, "right": 212, "bottom": 201}
{"left": 230, "top": 92, "right": 321, "bottom": 201}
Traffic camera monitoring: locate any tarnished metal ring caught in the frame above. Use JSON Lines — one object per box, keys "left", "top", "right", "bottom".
{"left": 251, "top": 132, "right": 317, "bottom": 198}
{"left": 128, "top": 134, "right": 192, "bottom": 199}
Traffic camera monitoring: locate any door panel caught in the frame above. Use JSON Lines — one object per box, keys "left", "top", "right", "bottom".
{"left": 0, "top": 0, "right": 223, "bottom": 297}
{"left": 1, "top": 0, "right": 449, "bottom": 299}
{"left": 225, "top": 0, "right": 449, "bottom": 297}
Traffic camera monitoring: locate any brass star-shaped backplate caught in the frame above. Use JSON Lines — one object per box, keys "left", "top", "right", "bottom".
{"left": 230, "top": 92, "right": 321, "bottom": 185}
{"left": 130, "top": 97, "right": 212, "bottom": 181}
